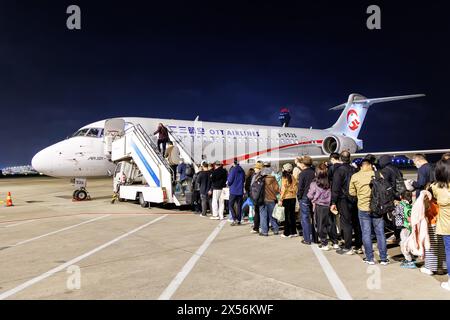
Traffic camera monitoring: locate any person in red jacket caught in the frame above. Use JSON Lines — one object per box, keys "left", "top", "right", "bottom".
{"left": 153, "top": 123, "right": 169, "bottom": 155}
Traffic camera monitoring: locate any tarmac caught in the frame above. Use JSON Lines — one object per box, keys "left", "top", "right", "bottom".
{"left": 0, "top": 175, "right": 449, "bottom": 300}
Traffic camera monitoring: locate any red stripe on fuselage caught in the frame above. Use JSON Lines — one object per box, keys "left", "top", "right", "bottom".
{"left": 222, "top": 140, "right": 323, "bottom": 165}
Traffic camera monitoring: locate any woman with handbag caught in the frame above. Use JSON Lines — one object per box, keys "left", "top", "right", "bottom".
{"left": 279, "top": 163, "right": 298, "bottom": 238}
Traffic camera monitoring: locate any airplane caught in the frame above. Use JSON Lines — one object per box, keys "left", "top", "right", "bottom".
{"left": 31, "top": 93, "right": 450, "bottom": 200}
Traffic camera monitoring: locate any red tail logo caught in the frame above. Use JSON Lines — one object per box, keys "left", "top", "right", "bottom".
{"left": 347, "top": 109, "right": 360, "bottom": 131}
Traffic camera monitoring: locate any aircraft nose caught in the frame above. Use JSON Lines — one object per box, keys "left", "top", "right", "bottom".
{"left": 32, "top": 149, "right": 51, "bottom": 175}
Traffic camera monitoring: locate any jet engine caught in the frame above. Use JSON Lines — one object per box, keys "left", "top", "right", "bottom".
{"left": 321, "top": 135, "right": 358, "bottom": 154}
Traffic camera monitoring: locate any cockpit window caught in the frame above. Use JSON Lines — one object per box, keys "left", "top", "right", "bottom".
{"left": 71, "top": 128, "right": 104, "bottom": 138}
{"left": 86, "top": 128, "right": 100, "bottom": 137}
{"left": 72, "top": 128, "right": 89, "bottom": 137}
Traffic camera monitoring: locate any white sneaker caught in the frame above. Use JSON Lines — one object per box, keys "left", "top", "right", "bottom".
{"left": 332, "top": 244, "right": 340, "bottom": 250}
{"left": 386, "top": 235, "right": 399, "bottom": 244}
{"left": 441, "top": 281, "right": 450, "bottom": 291}
{"left": 210, "top": 216, "right": 220, "bottom": 220}
{"left": 281, "top": 234, "right": 289, "bottom": 238}
{"left": 363, "top": 258, "right": 375, "bottom": 265}
{"left": 420, "top": 267, "right": 434, "bottom": 275}
{"left": 289, "top": 234, "right": 299, "bottom": 238}
{"left": 320, "top": 245, "right": 330, "bottom": 251}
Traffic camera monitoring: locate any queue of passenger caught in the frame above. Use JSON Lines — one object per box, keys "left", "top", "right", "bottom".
{"left": 155, "top": 121, "right": 450, "bottom": 294}
{"left": 186, "top": 152, "right": 450, "bottom": 292}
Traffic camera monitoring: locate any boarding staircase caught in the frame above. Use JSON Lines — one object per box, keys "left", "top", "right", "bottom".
{"left": 111, "top": 124, "right": 197, "bottom": 206}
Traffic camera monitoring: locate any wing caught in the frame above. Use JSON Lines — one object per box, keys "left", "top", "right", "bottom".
{"left": 257, "top": 149, "right": 450, "bottom": 163}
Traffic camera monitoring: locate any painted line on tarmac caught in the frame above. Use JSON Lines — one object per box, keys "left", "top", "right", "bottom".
{"left": 10, "top": 214, "right": 110, "bottom": 247}
{"left": 0, "top": 214, "right": 168, "bottom": 300}
{"left": 0, "top": 212, "right": 189, "bottom": 225}
{"left": 311, "top": 244, "right": 353, "bottom": 300}
{"left": 1, "top": 220, "right": 36, "bottom": 228}
{"left": 158, "top": 220, "right": 226, "bottom": 300}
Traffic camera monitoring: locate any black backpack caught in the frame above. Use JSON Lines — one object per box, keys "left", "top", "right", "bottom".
{"left": 250, "top": 174, "right": 266, "bottom": 206}
{"left": 385, "top": 166, "right": 407, "bottom": 198}
{"left": 370, "top": 171, "right": 396, "bottom": 218}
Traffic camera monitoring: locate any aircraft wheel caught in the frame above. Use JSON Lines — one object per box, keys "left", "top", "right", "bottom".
{"left": 76, "top": 189, "right": 88, "bottom": 201}
{"left": 138, "top": 193, "right": 149, "bottom": 208}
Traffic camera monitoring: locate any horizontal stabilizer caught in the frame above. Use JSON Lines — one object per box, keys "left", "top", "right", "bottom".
{"left": 329, "top": 94, "right": 425, "bottom": 111}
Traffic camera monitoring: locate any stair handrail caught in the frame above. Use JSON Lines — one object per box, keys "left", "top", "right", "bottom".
{"left": 125, "top": 124, "right": 174, "bottom": 178}
{"left": 135, "top": 124, "right": 174, "bottom": 176}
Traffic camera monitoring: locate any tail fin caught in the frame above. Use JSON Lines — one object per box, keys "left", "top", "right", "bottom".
{"left": 328, "top": 93, "right": 425, "bottom": 139}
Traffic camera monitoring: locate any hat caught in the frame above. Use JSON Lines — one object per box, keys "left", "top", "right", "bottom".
{"left": 282, "top": 163, "right": 293, "bottom": 172}
{"left": 263, "top": 161, "right": 271, "bottom": 167}
{"left": 254, "top": 163, "right": 264, "bottom": 170}
{"left": 215, "top": 160, "right": 222, "bottom": 166}
{"left": 300, "top": 156, "right": 313, "bottom": 166}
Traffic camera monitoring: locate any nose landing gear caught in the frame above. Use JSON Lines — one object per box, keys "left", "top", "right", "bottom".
{"left": 73, "top": 187, "right": 91, "bottom": 201}
{"left": 71, "top": 178, "right": 91, "bottom": 201}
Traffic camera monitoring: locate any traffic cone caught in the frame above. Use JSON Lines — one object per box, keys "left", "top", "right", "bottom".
{"left": 6, "top": 192, "right": 13, "bottom": 207}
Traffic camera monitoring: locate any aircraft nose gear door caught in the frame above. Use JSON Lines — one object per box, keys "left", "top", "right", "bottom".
{"left": 103, "top": 118, "right": 125, "bottom": 160}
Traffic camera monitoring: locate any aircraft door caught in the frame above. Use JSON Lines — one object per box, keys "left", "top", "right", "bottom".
{"left": 103, "top": 118, "right": 125, "bottom": 159}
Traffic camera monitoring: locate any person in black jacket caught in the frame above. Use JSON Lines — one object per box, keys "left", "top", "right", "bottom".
{"left": 210, "top": 161, "right": 228, "bottom": 220}
{"left": 191, "top": 169, "right": 202, "bottom": 213}
{"left": 330, "top": 151, "right": 363, "bottom": 255}
{"left": 379, "top": 155, "right": 404, "bottom": 243}
{"left": 328, "top": 152, "right": 341, "bottom": 184}
{"left": 197, "top": 163, "right": 212, "bottom": 217}
{"left": 379, "top": 155, "right": 403, "bottom": 193}
{"left": 298, "top": 156, "right": 317, "bottom": 244}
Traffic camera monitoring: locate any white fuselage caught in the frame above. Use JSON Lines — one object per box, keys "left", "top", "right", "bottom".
{"left": 31, "top": 117, "right": 357, "bottom": 178}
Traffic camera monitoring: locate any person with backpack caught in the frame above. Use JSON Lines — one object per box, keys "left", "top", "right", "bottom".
{"left": 331, "top": 151, "right": 363, "bottom": 255}
{"left": 297, "top": 156, "right": 317, "bottom": 245}
{"left": 392, "top": 190, "right": 415, "bottom": 268}
{"left": 153, "top": 123, "right": 170, "bottom": 156}
{"left": 210, "top": 161, "right": 228, "bottom": 220}
{"left": 279, "top": 163, "right": 298, "bottom": 238}
{"left": 308, "top": 163, "right": 339, "bottom": 250}
{"left": 227, "top": 159, "right": 245, "bottom": 226}
{"left": 349, "top": 158, "right": 389, "bottom": 265}
{"left": 258, "top": 163, "right": 280, "bottom": 236}
{"left": 379, "top": 155, "right": 407, "bottom": 244}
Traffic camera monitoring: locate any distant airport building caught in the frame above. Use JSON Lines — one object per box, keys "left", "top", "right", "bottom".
{"left": 1, "top": 165, "right": 39, "bottom": 176}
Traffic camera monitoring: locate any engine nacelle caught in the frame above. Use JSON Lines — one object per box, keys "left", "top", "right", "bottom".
{"left": 321, "top": 135, "right": 358, "bottom": 155}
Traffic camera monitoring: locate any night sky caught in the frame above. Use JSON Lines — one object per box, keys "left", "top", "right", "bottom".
{"left": 1, "top": 1, "right": 449, "bottom": 167}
